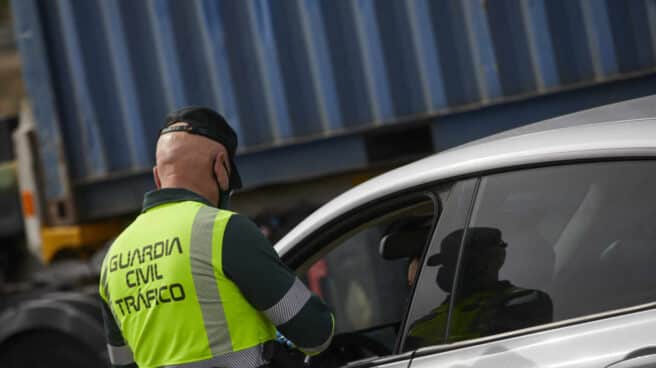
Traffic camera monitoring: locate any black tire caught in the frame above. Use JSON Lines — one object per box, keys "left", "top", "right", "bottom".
{"left": 0, "top": 330, "right": 106, "bottom": 368}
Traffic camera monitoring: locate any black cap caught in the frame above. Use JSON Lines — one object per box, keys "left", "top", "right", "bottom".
{"left": 427, "top": 227, "right": 506, "bottom": 266}
{"left": 160, "top": 106, "right": 242, "bottom": 190}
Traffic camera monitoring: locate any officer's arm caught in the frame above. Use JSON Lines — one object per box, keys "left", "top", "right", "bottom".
{"left": 223, "top": 215, "right": 335, "bottom": 355}
{"left": 99, "top": 272, "right": 138, "bottom": 368}
{"left": 100, "top": 301, "right": 138, "bottom": 367}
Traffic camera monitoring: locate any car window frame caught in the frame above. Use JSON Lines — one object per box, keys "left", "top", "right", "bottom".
{"left": 407, "top": 157, "right": 656, "bottom": 361}
{"left": 281, "top": 185, "right": 447, "bottom": 273}
{"left": 398, "top": 178, "right": 480, "bottom": 352}
{"left": 280, "top": 185, "right": 451, "bottom": 367}
{"left": 293, "top": 196, "right": 438, "bottom": 277}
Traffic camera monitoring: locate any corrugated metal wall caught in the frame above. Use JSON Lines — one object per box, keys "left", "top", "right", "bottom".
{"left": 12, "top": 0, "right": 656, "bottom": 220}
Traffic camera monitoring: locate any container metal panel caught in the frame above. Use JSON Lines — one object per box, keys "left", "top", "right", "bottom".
{"left": 12, "top": 0, "right": 656, "bottom": 217}
{"left": 607, "top": 0, "right": 654, "bottom": 72}
{"left": 14, "top": 0, "right": 71, "bottom": 201}
{"left": 321, "top": 1, "right": 373, "bottom": 128}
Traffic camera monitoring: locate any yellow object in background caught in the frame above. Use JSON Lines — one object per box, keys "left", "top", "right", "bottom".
{"left": 41, "top": 221, "right": 125, "bottom": 263}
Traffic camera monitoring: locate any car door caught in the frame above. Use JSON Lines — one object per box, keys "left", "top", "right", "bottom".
{"left": 405, "top": 160, "right": 656, "bottom": 367}
{"left": 281, "top": 185, "right": 459, "bottom": 368}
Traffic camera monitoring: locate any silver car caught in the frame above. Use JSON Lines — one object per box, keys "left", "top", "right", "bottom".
{"left": 275, "top": 96, "right": 656, "bottom": 368}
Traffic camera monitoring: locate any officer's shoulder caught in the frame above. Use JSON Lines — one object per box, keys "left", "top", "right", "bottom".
{"left": 197, "top": 206, "right": 247, "bottom": 226}
{"left": 224, "top": 212, "right": 255, "bottom": 227}
{"left": 223, "top": 213, "right": 275, "bottom": 256}
{"left": 223, "top": 212, "right": 266, "bottom": 239}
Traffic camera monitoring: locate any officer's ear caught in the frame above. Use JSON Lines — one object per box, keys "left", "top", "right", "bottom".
{"left": 213, "top": 149, "right": 230, "bottom": 192}
{"left": 153, "top": 166, "right": 162, "bottom": 189}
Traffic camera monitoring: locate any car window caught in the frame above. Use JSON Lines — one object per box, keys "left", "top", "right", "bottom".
{"left": 401, "top": 179, "right": 478, "bottom": 351}
{"left": 299, "top": 194, "right": 439, "bottom": 357}
{"left": 445, "top": 161, "right": 656, "bottom": 344}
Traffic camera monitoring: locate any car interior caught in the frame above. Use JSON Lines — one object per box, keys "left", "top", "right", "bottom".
{"left": 296, "top": 197, "right": 438, "bottom": 367}
{"left": 471, "top": 161, "right": 656, "bottom": 329}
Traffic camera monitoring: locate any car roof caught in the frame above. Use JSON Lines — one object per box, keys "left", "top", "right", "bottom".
{"left": 276, "top": 96, "right": 656, "bottom": 256}
{"left": 455, "top": 94, "right": 656, "bottom": 148}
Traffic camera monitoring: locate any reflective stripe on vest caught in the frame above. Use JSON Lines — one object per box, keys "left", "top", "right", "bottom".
{"left": 190, "top": 206, "right": 233, "bottom": 355}
{"left": 107, "top": 344, "right": 135, "bottom": 366}
{"left": 163, "top": 344, "right": 266, "bottom": 368}
{"left": 102, "top": 201, "right": 276, "bottom": 367}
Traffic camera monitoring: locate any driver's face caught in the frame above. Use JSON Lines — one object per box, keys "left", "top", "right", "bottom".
{"left": 408, "top": 258, "right": 420, "bottom": 288}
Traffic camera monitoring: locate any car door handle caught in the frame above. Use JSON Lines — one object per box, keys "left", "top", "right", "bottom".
{"left": 606, "top": 347, "right": 656, "bottom": 368}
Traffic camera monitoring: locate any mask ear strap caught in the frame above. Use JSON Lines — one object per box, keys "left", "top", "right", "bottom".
{"left": 210, "top": 157, "right": 220, "bottom": 206}
{"left": 211, "top": 157, "right": 232, "bottom": 209}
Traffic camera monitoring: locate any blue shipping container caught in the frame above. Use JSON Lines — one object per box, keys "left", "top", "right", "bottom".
{"left": 12, "top": 0, "right": 656, "bottom": 221}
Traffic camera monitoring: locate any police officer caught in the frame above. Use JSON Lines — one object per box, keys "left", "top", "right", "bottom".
{"left": 99, "top": 107, "right": 334, "bottom": 368}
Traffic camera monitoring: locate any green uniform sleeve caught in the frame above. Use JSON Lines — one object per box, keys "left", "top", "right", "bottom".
{"left": 100, "top": 300, "right": 138, "bottom": 368}
{"left": 223, "top": 214, "right": 334, "bottom": 353}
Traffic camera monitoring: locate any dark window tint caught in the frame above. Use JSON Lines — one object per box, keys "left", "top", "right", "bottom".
{"left": 402, "top": 180, "right": 478, "bottom": 351}
{"left": 448, "top": 161, "right": 656, "bottom": 343}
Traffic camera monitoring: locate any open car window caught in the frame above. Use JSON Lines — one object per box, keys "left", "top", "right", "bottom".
{"left": 296, "top": 192, "right": 442, "bottom": 366}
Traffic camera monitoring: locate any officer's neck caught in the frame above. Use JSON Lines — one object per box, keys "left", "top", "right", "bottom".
{"left": 160, "top": 179, "right": 219, "bottom": 208}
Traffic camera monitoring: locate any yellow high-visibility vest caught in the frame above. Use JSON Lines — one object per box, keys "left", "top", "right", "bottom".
{"left": 99, "top": 201, "right": 276, "bottom": 368}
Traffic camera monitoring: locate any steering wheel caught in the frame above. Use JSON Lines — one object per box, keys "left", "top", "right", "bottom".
{"left": 310, "top": 333, "right": 392, "bottom": 368}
